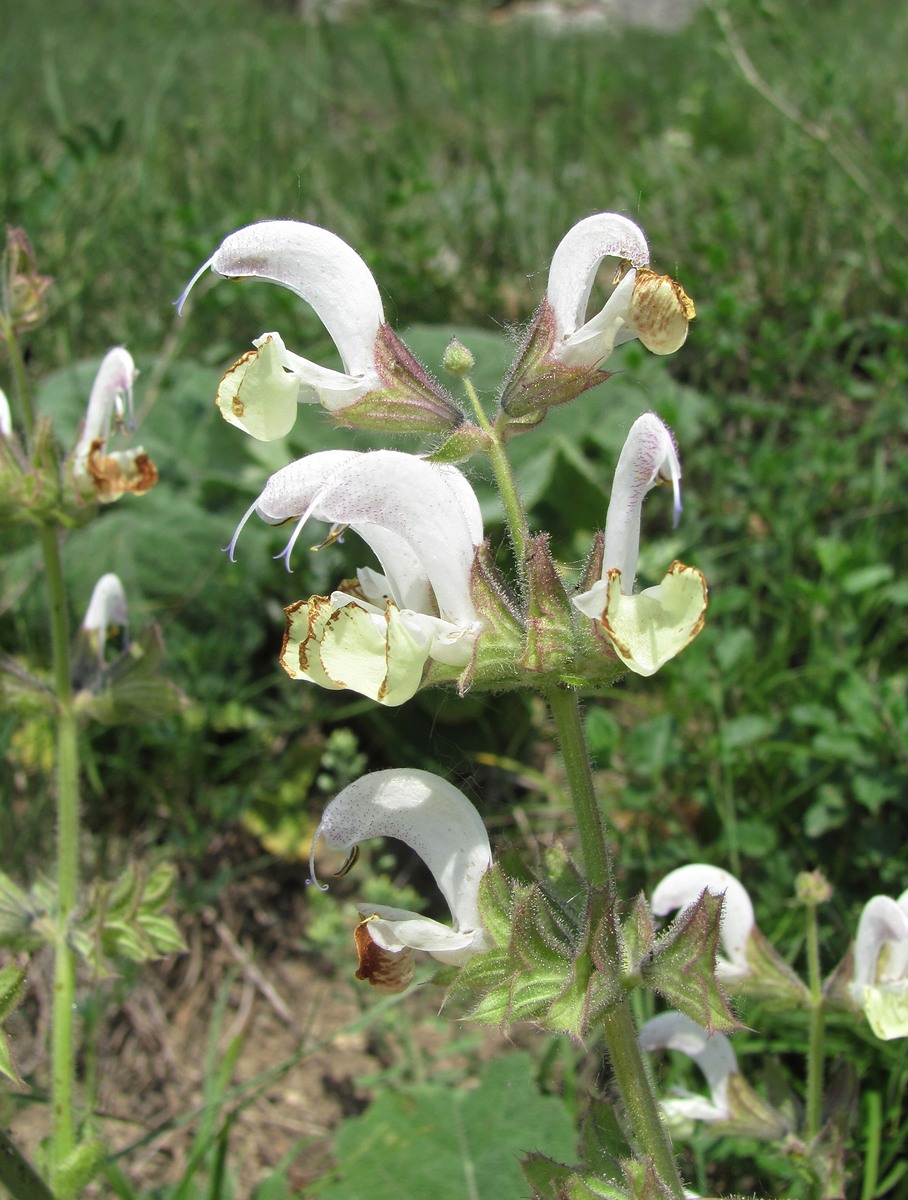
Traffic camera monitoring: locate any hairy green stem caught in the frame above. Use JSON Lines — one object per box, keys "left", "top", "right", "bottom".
{"left": 546, "top": 686, "right": 684, "bottom": 1197}
{"left": 461, "top": 377, "right": 530, "bottom": 569}
{"left": 39, "top": 519, "right": 81, "bottom": 1193}
{"left": 804, "top": 899, "right": 825, "bottom": 1144}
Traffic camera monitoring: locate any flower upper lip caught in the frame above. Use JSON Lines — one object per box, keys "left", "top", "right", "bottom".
{"left": 177, "top": 221, "right": 387, "bottom": 437}
{"left": 311, "top": 768, "right": 492, "bottom": 967}
{"left": 229, "top": 448, "right": 483, "bottom": 625}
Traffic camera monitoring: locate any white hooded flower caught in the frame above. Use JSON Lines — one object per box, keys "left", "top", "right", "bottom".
{"left": 228, "top": 449, "right": 484, "bottom": 706}
{"left": 178, "top": 220, "right": 461, "bottom": 440}
{"left": 573, "top": 413, "right": 707, "bottom": 675}
{"left": 639, "top": 1011, "right": 737, "bottom": 1125}
{"left": 850, "top": 889, "right": 908, "bottom": 1040}
{"left": 546, "top": 213, "right": 695, "bottom": 369}
{"left": 311, "top": 768, "right": 492, "bottom": 992}
{"left": 71, "top": 348, "right": 157, "bottom": 502}
{"left": 651, "top": 863, "right": 755, "bottom": 982}
{"left": 81, "top": 573, "right": 128, "bottom": 660}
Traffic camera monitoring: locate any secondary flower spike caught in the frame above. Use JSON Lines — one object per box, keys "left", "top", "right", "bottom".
{"left": 850, "top": 889, "right": 908, "bottom": 1040}
{"left": 500, "top": 213, "right": 695, "bottom": 417}
{"left": 178, "top": 221, "right": 462, "bottom": 439}
{"left": 71, "top": 348, "right": 157, "bottom": 503}
{"left": 311, "top": 769, "right": 492, "bottom": 993}
{"left": 227, "top": 449, "right": 484, "bottom": 706}
{"left": 573, "top": 413, "right": 707, "bottom": 676}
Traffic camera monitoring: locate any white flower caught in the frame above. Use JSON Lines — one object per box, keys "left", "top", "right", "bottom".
{"left": 71, "top": 348, "right": 157, "bottom": 502}
{"left": 228, "top": 449, "right": 484, "bottom": 706}
{"left": 850, "top": 890, "right": 908, "bottom": 1040}
{"left": 546, "top": 212, "right": 695, "bottom": 369}
{"left": 311, "top": 768, "right": 492, "bottom": 992}
{"left": 573, "top": 413, "right": 707, "bottom": 676}
{"left": 0, "top": 387, "right": 11, "bottom": 437}
{"left": 639, "top": 1011, "right": 737, "bottom": 1125}
{"left": 82, "top": 573, "right": 128, "bottom": 637}
{"left": 651, "top": 863, "right": 755, "bottom": 982}
{"left": 178, "top": 221, "right": 386, "bottom": 440}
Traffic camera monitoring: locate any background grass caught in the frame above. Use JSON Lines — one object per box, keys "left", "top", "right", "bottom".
{"left": 2, "top": 0, "right": 908, "bottom": 1194}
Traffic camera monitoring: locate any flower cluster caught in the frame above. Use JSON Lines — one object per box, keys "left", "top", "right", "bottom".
{"left": 182, "top": 214, "right": 705, "bottom": 710}
{"left": 178, "top": 212, "right": 706, "bottom": 989}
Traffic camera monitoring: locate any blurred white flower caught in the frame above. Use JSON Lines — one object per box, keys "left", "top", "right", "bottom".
{"left": 651, "top": 863, "right": 755, "bottom": 982}
{"left": 72, "top": 348, "right": 157, "bottom": 503}
{"left": 850, "top": 889, "right": 908, "bottom": 1040}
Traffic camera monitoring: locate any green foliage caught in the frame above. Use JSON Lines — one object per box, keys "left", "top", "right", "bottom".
{"left": 73, "top": 860, "right": 187, "bottom": 972}
{"left": 310, "top": 1052, "right": 577, "bottom": 1200}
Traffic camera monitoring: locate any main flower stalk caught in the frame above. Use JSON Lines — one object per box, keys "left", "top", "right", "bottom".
{"left": 477, "top": 402, "right": 684, "bottom": 1194}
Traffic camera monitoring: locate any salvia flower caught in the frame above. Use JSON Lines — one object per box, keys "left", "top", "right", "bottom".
{"left": 501, "top": 213, "right": 695, "bottom": 417}
{"left": 573, "top": 413, "right": 706, "bottom": 676}
{"left": 653, "top": 864, "right": 755, "bottom": 982}
{"left": 81, "top": 573, "right": 128, "bottom": 662}
{"left": 228, "top": 449, "right": 484, "bottom": 706}
{"left": 652, "top": 863, "right": 810, "bottom": 1007}
{"left": 71, "top": 348, "right": 157, "bottom": 503}
{"left": 178, "top": 221, "right": 462, "bottom": 439}
{"left": 547, "top": 212, "right": 695, "bottom": 366}
{"left": 640, "top": 1011, "right": 737, "bottom": 1125}
{"left": 310, "top": 768, "right": 492, "bottom": 993}
{"left": 850, "top": 889, "right": 908, "bottom": 1040}
{"left": 640, "top": 1011, "right": 789, "bottom": 1140}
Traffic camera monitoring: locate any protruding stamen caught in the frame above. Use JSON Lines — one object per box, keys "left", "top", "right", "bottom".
{"left": 311, "top": 523, "right": 348, "bottom": 552}
{"left": 334, "top": 845, "right": 360, "bottom": 877}
{"left": 274, "top": 513, "right": 311, "bottom": 572}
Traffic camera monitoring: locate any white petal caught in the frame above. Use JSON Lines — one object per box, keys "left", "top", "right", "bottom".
{"left": 639, "top": 1012, "right": 737, "bottom": 1117}
{"left": 852, "top": 895, "right": 908, "bottom": 991}
{"left": 313, "top": 768, "right": 492, "bottom": 934}
{"left": 604, "top": 413, "right": 682, "bottom": 585}
{"left": 652, "top": 864, "right": 755, "bottom": 977}
{"left": 184, "top": 220, "right": 384, "bottom": 377}
{"left": 357, "top": 906, "right": 479, "bottom": 956}
{"left": 259, "top": 332, "right": 377, "bottom": 411}
{"left": 254, "top": 450, "right": 483, "bottom": 625}
{"left": 547, "top": 213, "right": 650, "bottom": 343}
{"left": 0, "top": 388, "right": 11, "bottom": 437}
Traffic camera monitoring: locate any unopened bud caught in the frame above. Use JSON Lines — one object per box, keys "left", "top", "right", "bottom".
{"left": 795, "top": 869, "right": 833, "bottom": 906}
{"left": 2, "top": 227, "right": 52, "bottom": 337}
{"left": 442, "top": 337, "right": 475, "bottom": 377}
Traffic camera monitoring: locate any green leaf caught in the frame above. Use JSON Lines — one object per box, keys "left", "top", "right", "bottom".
{"left": 311, "top": 1053, "right": 577, "bottom": 1200}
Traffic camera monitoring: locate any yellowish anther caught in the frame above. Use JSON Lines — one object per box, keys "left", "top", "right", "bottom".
{"left": 311, "top": 523, "right": 348, "bottom": 552}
